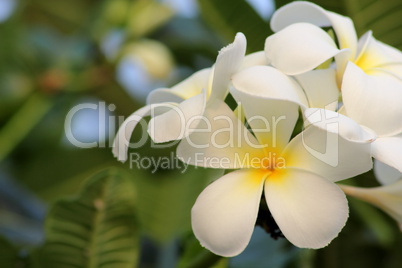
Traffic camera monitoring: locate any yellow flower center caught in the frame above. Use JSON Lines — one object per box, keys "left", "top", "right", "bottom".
{"left": 260, "top": 151, "right": 286, "bottom": 171}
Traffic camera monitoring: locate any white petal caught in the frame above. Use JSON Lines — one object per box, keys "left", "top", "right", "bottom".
{"left": 232, "top": 66, "right": 308, "bottom": 106}
{"left": 147, "top": 88, "right": 184, "bottom": 104}
{"left": 340, "top": 182, "right": 402, "bottom": 229}
{"left": 328, "top": 12, "right": 357, "bottom": 57}
{"left": 265, "top": 168, "right": 348, "bottom": 248}
{"left": 377, "top": 40, "right": 402, "bottom": 62}
{"left": 282, "top": 109, "right": 375, "bottom": 182}
{"left": 355, "top": 31, "right": 402, "bottom": 71}
{"left": 210, "top": 32, "right": 247, "bottom": 100}
{"left": 372, "top": 135, "right": 402, "bottom": 174}
{"left": 334, "top": 49, "right": 353, "bottom": 82}
{"left": 148, "top": 90, "right": 206, "bottom": 143}
{"left": 265, "top": 23, "right": 340, "bottom": 75}
{"left": 177, "top": 99, "right": 265, "bottom": 169}
{"left": 342, "top": 62, "right": 402, "bottom": 136}
{"left": 377, "top": 63, "right": 402, "bottom": 80}
{"left": 295, "top": 69, "right": 339, "bottom": 110}
{"left": 304, "top": 108, "right": 376, "bottom": 142}
{"left": 233, "top": 102, "right": 245, "bottom": 123}
{"left": 337, "top": 105, "right": 347, "bottom": 116}
{"left": 146, "top": 68, "right": 211, "bottom": 104}
{"left": 192, "top": 169, "right": 266, "bottom": 257}
{"left": 231, "top": 66, "right": 306, "bottom": 150}
{"left": 231, "top": 91, "right": 299, "bottom": 152}
{"left": 355, "top": 31, "right": 372, "bottom": 63}
{"left": 239, "top": 51, "right": 269, "bottom": 70}
{"left": 112, "top": 103, "right": 175, "bottom": 162}
{"left": 374, "top": 160, "right": 402, "bottom": 186}
{"left": 270, "top": 1, "right": 357, "bottom": 58}
{"left": 364, "top": 38, "right": 402, "bottom": 79}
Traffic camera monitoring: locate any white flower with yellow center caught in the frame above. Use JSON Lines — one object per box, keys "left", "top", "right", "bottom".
{"left": 177, "top": 68, "right": 375, "bottom": 256}
{"left": 264, "top": 1, "right": 402, "bottom": 176}
{"left": 112, "top": 33, "right": 263, "bottom": 162}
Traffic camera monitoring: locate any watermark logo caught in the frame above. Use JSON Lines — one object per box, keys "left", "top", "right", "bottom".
{"left": 64, "top": 101, "right": 342, "bottom": 170}
{"left": 64, "top": 102, "right": 121, "bottom": 148}
{"left": 129, "top": 152, "right": 190, "bottom": 173}
{"left": 302, "top": 108, "right": 339, "bottom": 167}
{"left": 179, "top": 151, "right": 286, "bottom": 170}
{"left": 64, "top": 101, "right": 289, "bottom": 150}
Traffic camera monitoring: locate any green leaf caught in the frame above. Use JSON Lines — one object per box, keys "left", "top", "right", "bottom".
{"left": 133, "top": 167, "right": 222, "bottom": 243}
{"left": 0, "top": 236, "right": 20, "bottom": 267}
{"left": 198, "top": 0, "right": 271, "bottom": 52}
{"left": 275, "top": 0, "right": 402, "bottom": 49}
{"left": 39, "top": 168, "right": 139, "bottom": 268}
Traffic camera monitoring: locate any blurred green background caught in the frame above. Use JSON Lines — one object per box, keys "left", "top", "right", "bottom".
{"left": 1, "top": 0, "right": 402, "bottom": 267}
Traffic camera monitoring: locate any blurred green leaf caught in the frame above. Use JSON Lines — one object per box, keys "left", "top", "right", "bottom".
{"left": 0, "top": 92, "right": 53, "bottom": 163}
{"left": 349, "top": 198, "right": 395, "bottom": 246}
{"left": 25, "top": 0, "right": 98, "bottom": 33}
{"left": 101, "top": 0, "right": 131, "bottom": 27}
{"left": 198, "top": 0, "right": 271, "bottom": 52}
{"left": 35, "top": 162, "right": 117, "bottom": 202}
{"left": 275, "top": 0, "right": 402, "bottom": 49}
{"left": 177, "top": 234, "right": 226, "bottom": 268}
{"left": 94, "top": 0, "right": 173, "bottom": 42}
{"left": 127, "top": 0, "right": 174, "bottom": 38}
{"left": 133, "top": 167, "right": 222, "bottom": 243}
{"left": 38, "top": 168, "right": 139, "bottom": 268}
{"left": 0, "top": 236, "right": 20, "bottom": 267}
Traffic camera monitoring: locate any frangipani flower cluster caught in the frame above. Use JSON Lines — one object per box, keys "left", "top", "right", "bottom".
{"left": 113, "top": 1, "right": 402, "bottom": 257}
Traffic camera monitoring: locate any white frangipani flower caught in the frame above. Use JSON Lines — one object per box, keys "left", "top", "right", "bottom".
{"left": 112, "top": 33, "right": 249, "bottom": 162}
{"left": 265, "top": 1, "right": 402, "bottom": 174}
{"left": 177, "top": 81, "right": 374, "bottom": 256}
{"left": 342, "top": 66, "right": 402, "bottom": 173}
{"left": 267, "top": 1, "right": 357, "bottom": 76}
{"left": 266, "top": 1, "right": 402, "bottom": 79}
